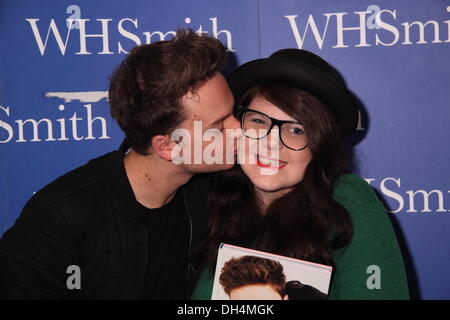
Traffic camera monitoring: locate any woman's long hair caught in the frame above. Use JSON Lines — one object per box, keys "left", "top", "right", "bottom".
{"left": 193, "top": 84, "right": 353, "bottom": 273}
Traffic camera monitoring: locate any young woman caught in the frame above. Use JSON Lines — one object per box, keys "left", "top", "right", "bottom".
{"left": 191, "top": 49, "right": 409, "bottom": 299}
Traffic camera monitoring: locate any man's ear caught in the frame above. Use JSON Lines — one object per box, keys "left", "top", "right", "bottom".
{"left": 150, "top": 135, "right": 175, "bottom": 161}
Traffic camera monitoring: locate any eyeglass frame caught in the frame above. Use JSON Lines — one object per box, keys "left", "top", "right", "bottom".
{"left": 238, "top": 108, "right": 309, "bottom": 151}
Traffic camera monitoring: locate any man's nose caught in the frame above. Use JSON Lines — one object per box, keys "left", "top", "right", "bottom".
{"left": 223, "top": 115, "right": 243, "bottom": 156}
{"left": 226, "top": 114, "right": 240, "bottom": 130}
{"left": 224, "top": 115, "right": 243, "bottom": 138}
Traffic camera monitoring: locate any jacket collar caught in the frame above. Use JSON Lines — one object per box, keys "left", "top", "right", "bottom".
{"left": 108, "top": 139, "right": 192, "bottom": 224}
{"left": 107, "top": 139, "right": 144, "bottom": 224}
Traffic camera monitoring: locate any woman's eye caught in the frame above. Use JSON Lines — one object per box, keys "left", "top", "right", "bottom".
{"left": 286, "top": 126, "right": 304, "bottom": 135}
{"left": 252, "top": 118, "right": 266, "bottom": 124}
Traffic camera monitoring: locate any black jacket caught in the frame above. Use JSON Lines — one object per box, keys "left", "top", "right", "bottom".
{"left": 0, "top": 145, "right": 210, "bottom": 299}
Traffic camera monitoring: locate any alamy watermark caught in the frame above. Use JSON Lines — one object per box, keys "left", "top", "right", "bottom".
{"left": 366, "top": 265, "right": 381, "bottom": 290}
{"left": 171, "top": 121, "right": 283, "bottom": 176}
{"left": 66, "top": 264, "right": 81, "bottom": 290}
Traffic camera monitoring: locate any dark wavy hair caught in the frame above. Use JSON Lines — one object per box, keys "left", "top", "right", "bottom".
{"left": 109, "top": 29, "right": 226, "bottom": 155}
{"left": 194, "top": 84, "right": 353, "bottom": 273}
{"left": 219, "top": 256, "right": 286, "bottom": 297}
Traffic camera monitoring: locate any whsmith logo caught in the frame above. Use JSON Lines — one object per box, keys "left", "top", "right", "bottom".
{"left": 0, "top": 92, "right": 110, "bottom": 143}
{"left": 26, "top": 16, "right": 235, "bottom": 55}
{"left": 365, "top": 177, "right": 450, "bottom": 214}
{"left": 26, "top": 5, "right": 450, "bottom": 55}
{"left": 286, "top": 5, "right": 450, "bottom": 49}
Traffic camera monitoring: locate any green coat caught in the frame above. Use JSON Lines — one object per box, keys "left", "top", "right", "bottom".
{"left": 191, "top": 174, "right": 409, "bottom": 300}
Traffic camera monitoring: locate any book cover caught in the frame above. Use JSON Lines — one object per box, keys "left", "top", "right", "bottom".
{"left": 211, "top": 243, "right": 333, "bottom": 300}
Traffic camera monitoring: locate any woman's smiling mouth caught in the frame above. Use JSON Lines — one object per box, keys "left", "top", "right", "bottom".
{"left": 256, "top": 155, "right": 288, "bottom": 170}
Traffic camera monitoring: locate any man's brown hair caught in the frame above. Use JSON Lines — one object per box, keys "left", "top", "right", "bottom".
{"left": 109, "top": 29, "right": 226, "bottom": 155}
{"left": 219, "top": 255, "right": 287, "bottom": 297}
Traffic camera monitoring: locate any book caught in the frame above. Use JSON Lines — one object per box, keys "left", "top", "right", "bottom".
{"left": 211, "top": 243, "right": 333, "bottom": 300}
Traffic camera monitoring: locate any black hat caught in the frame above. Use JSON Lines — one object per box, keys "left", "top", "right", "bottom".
{"left": 227, "top": 49, "right": 358, "bottom": 137}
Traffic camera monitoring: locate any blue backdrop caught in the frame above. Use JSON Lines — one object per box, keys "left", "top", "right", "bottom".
{"left": 1, "top": 0, "right": 449, "bottom": 299}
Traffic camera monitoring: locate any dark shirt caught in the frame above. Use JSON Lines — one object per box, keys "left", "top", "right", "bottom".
{"left": 138, "top": 190, "right": 190, "bottom": 299}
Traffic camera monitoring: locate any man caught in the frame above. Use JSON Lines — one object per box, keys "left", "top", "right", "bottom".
{"left": 0, "top": 29, "right": 239, "bottom": 299}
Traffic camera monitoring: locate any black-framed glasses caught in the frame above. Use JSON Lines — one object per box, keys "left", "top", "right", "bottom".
{"left": 239, "top": 108, "right": 308, "bottom": 151}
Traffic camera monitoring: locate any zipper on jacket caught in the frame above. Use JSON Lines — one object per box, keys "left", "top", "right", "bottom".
{"left": 182, "top": 190, "right": 193, "bottom": 278}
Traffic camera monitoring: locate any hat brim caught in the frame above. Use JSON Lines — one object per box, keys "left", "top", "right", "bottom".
{"left": 227, "top": 58, "right": 358, "bottom": 137}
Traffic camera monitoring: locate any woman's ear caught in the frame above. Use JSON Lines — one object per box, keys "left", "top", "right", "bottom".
{"left": 150, "top": 135, "right": 176, "bottom": 161}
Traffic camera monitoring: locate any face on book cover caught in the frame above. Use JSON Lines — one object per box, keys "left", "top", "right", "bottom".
{"left": 228, "top": 284, "right": 288, "bottom": 300}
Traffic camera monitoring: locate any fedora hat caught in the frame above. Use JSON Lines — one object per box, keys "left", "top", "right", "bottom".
{"left": 227, "top": 49, "right": 358, "bottom": 137}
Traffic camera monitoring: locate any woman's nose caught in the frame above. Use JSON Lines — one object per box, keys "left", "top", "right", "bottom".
{"left": 266, "top": 126, "right": 283, "bottom": 151}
